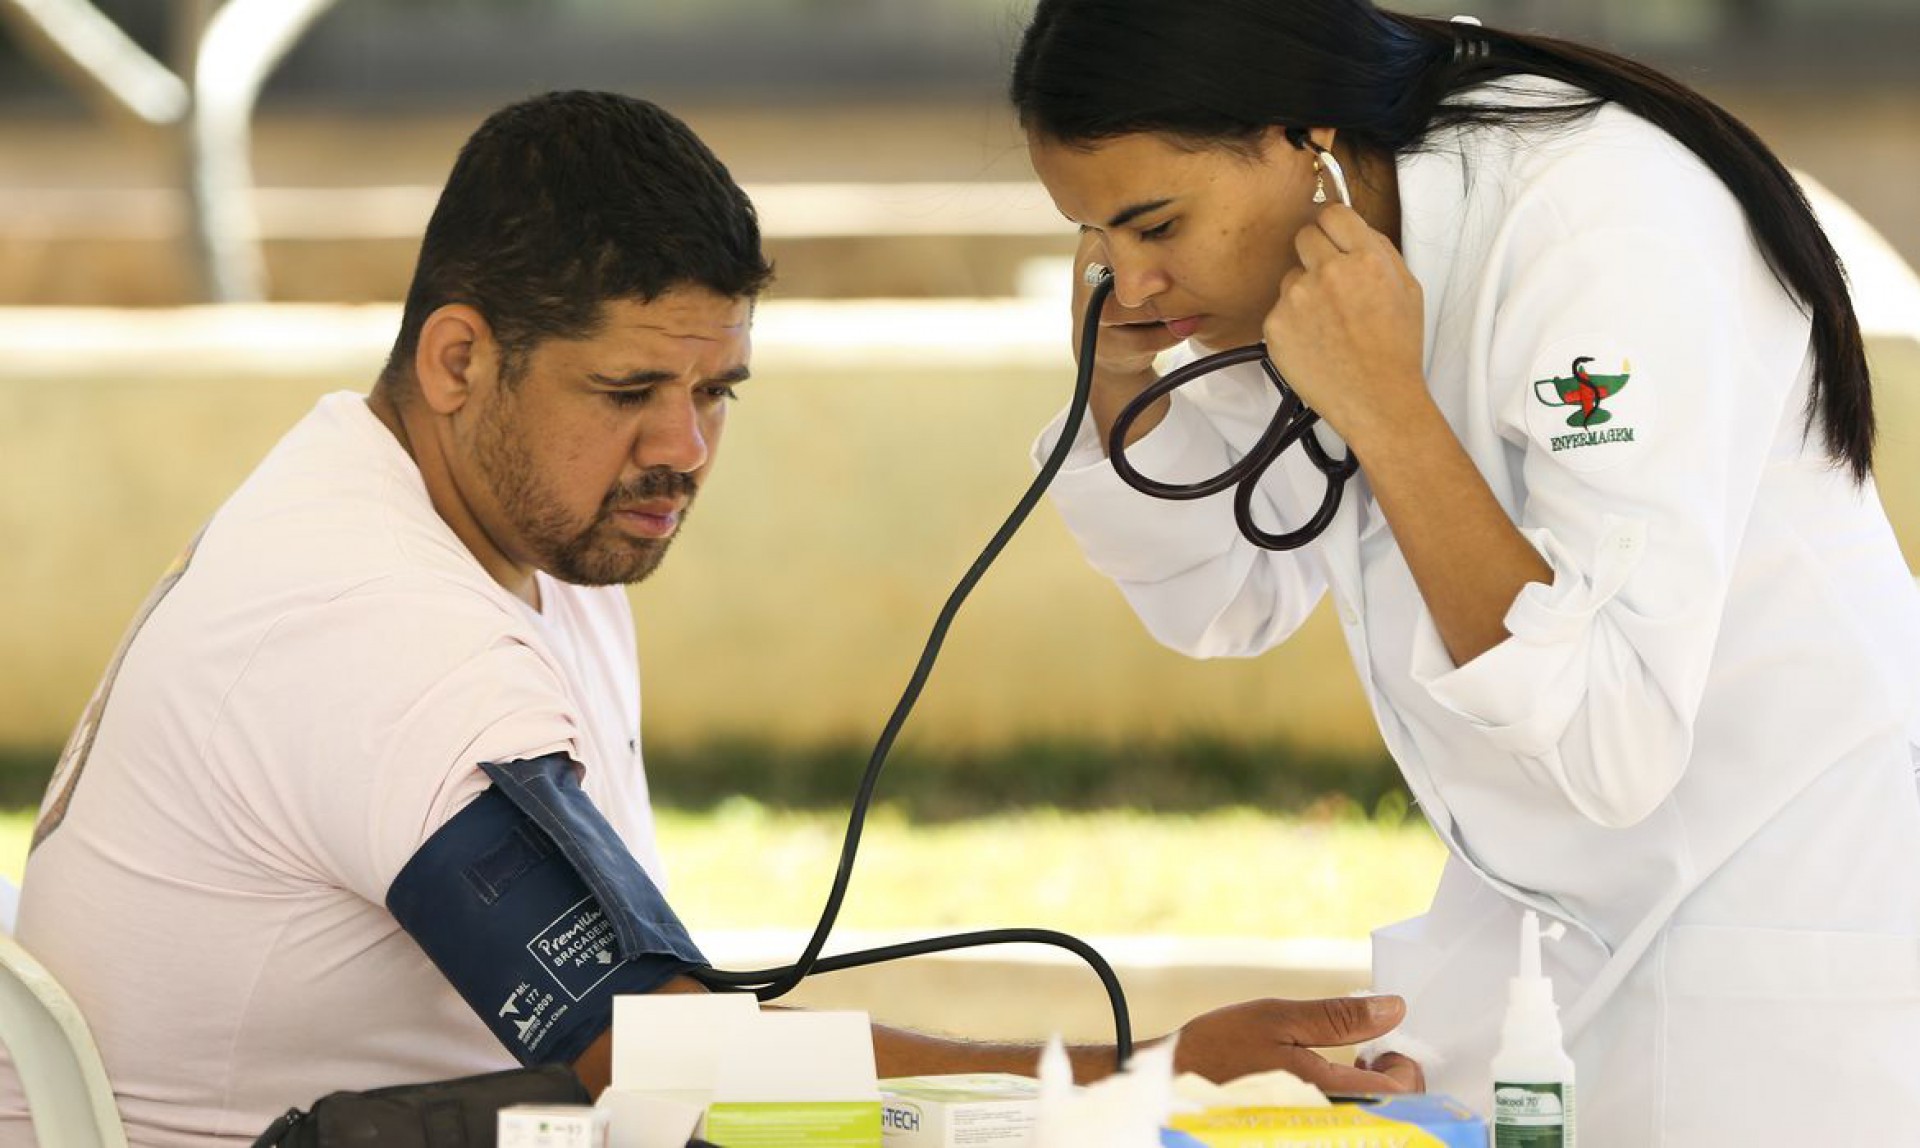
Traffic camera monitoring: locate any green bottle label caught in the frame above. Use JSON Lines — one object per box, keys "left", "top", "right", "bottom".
{"left": 1494, "top": 1080, "right": 1573, "bottom": 1147}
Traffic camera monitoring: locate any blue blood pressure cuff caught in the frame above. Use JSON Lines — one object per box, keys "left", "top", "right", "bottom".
{"left": 387, "top": 753, "right": 706, "bottom": 1066}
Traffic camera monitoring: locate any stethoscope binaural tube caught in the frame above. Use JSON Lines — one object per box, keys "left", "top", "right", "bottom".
{"left": 1089, "top": 137, "right": 1359, "bottom": 551}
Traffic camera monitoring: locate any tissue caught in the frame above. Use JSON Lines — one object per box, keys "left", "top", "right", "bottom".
{"left": 1172, "top": 1070, "right": 1329, "bottom": 1111}
{"left": 1025, "top": 1035, "right": 1176, "bottom": 1148}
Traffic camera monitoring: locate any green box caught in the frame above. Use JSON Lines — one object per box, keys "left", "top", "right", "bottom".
{"left": 703, "top": 1100, "right": 883, "bottom": 1147}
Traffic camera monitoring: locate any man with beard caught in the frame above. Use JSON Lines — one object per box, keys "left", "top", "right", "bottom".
{"left": 3, "top": 92, "right": 1413, "bottom": 1148}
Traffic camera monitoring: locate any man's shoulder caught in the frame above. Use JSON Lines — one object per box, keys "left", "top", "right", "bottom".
{"left": 183, "top": 399, "right": 524, "bottom": 630}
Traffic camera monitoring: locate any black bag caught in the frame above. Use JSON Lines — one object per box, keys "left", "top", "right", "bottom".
{"left": 250, "top": 1063, "right": 590, "bottom": 1148}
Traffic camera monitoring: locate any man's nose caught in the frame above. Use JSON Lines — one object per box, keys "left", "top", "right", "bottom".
{"left": 637, "top": 390, "right": 709, "bottom": 473}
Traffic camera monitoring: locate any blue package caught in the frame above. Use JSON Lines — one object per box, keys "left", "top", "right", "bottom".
{"left": 1351, "top": 1094, "right": 1486, "bottom": 1148}
{"left": 1162, "top": 1093, "right": 1487, "bottom": 1148}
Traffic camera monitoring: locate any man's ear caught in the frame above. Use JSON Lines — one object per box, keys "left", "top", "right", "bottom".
{"left": 413, "top": 304, "right": 497, "bottom": 416}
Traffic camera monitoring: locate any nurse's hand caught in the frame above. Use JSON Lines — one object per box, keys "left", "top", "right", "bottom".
{"left": 1070, "top": 230, "right": 1180, "bottom": 450}
{"left": 1167, "top": 994, "right": 1420, "bottom": 1092}
{"left": 1264, "top": 203, "right": 1428, "bottom": 455}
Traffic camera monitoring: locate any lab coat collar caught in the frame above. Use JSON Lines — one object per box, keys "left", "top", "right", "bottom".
{"left": 1394, "top": 135, "right": 1473, "bottom": 382}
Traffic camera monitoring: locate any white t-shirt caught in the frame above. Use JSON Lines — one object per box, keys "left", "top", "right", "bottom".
{"left": 2, "top": 392, "right": 666, "bottom": 1147}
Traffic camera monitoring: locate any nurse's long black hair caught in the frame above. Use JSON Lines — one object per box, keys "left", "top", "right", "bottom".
{"left": 1010, "top": 0, "right": 1874, "bottom": 482}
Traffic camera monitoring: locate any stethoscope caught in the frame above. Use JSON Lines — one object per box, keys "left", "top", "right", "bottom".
{"left": 691, "top": 139, "right": 1367, "bottom": 1074}
{"left": 1087, "top": 137, "right": 1359, "bottom": 550}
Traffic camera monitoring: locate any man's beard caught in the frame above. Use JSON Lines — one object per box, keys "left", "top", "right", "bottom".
{"left": 475, "top": 404, "right": 697, "bottom": 587}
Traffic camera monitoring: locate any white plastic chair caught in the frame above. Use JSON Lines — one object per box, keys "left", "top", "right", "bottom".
{"left": 0, "top": 929, "right": 128, "bottom": 1148}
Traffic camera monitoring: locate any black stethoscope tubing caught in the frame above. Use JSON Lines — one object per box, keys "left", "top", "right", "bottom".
{"left": 1098, "top": 280, "right": 1359, "bottom": 550}
{"left": 693, "top": 258, "right": 1135, "bottom": 1067}
{"left": 1096, "top": 135, "right": 1360, "bottom": 550}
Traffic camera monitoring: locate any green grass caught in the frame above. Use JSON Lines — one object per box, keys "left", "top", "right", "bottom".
{"left": 657, "top": 800, "right": 1446, "bottom": 939}
{"left": 642, "top": 736, "right": 1412, "bottom": 822}
{"left": 0, "top": 802, "right": 1446, "bottom": 940}
{"left": 0, "top": 738, "right": 1444, "bottom": 939}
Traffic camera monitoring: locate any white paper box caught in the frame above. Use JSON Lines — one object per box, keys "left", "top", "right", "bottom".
{"left": 499, "top": 1104, "right": 608, "bottom": 1148}
{"left": 600, "top": 995, "right": 881, "bottom": 1147}
{"left": 880, "top": 1074, "right": 1039, "bottom": 1147}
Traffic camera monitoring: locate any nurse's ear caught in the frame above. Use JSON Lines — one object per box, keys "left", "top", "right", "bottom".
{"left": 1276, "top": 126, "right": 1342, "bottom": 206}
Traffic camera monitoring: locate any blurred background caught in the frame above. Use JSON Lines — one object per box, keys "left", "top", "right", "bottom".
{"left": 1, "top": 0, "right": 1916, "bottom": 1041}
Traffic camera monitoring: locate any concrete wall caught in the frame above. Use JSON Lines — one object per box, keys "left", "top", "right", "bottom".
{"left": 3, "top": 302, "right": 1916, "bottom": 761}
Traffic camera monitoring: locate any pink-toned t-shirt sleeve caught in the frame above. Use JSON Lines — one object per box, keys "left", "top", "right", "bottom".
{"left": 216, "top": 581, "right": 585, "bottom": 905}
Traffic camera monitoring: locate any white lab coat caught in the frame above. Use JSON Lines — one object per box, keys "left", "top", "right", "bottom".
{"left": 1037, "top": 79, "right": 1920, "bottom": 1145}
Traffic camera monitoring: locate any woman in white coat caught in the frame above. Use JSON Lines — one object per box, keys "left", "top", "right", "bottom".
{"left": 1011, "top": 1, "right": 1920, "bottom": 1143}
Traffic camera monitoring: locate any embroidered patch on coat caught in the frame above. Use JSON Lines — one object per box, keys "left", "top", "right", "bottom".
{"left": 1522, "top": 342, "right": 1649, "bottom": 471}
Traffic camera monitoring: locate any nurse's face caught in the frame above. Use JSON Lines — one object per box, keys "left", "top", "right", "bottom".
{"left": 1029, "top": 127, "right": 1322, "bottom": 350}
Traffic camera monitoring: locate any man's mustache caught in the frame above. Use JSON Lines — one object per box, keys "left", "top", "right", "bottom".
{"left": 605, "top": 469, "right": 697, "bottom": 508}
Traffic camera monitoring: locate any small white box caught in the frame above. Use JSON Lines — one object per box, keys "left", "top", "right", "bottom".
{"left": 879, "top": 1074, "right": 1039, "bottom": 1147}
{"left": 601, "top": 997, "right": 882, "bottom": 1147}
{"left": 498, "top": 1103, "right": 609, "bottom": 1148}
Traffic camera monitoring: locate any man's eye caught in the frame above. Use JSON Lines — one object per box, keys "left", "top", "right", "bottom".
{"left": 701, "top": 384, "right": 741, "bottom": 401}
{"left": 604, "top": 389, "right": 652, "bottom": 407}
{"left": 1140, "top": 219, "right": 1175, "bottom": 241}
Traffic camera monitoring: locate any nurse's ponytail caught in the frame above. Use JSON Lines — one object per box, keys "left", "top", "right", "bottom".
{"left": 1012, "top": 0, "right": 1874, "bottom": 481}
{"left": 1391, "top": 13, "right": 1872, "bottom": 482}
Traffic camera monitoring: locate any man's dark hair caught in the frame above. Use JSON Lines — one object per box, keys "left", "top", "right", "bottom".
{"left": 380, "top": 90, "right": 774, "bottom": 387}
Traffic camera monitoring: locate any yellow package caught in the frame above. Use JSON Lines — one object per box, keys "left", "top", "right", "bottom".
{"left": 1166, "top": 1094, "right": 1485, "bottom": 1147}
